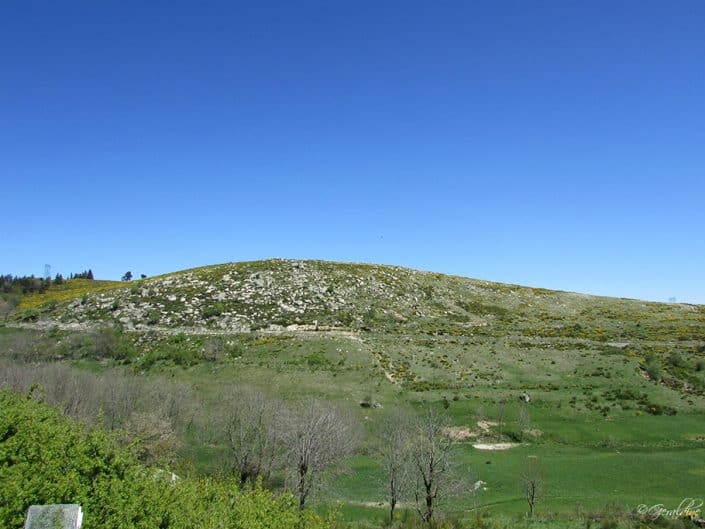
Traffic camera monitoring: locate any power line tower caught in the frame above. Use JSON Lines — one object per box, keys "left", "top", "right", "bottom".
{"left": 44, "top": 264, "right": 51, "bottom": 280}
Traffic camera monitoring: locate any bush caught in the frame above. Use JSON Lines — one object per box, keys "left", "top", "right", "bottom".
{"left": 145, "top": 309, "right": 161, "bottom": 325}
{"left": 645, "top": 361, "right": 662, "bottom": 382}
{"left": 203, "top": 302, "right": 225, "bottom": 319}
{"left": 667, "top": 352, "right": 686, "bottom": 368}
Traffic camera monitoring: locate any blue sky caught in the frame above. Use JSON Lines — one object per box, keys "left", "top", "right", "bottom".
{"left": 2, "top": 1, "right": 704, "bottom": 303}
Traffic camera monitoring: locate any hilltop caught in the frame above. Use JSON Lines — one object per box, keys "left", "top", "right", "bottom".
{"left": 10, "top": 259, "right": 705, "bottom": 345}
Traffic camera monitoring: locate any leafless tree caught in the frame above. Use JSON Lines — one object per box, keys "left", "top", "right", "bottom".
{"left": 218, "top": 387, "right": 282, "bottom": 488}
{"left": 0, "top": 360, "right": 198, "bottom": 439}
{"left": 376, "top": 409, "right": 413, "bottom": 523}
{"left": 3, "top": 331, "right": 42, "bottom": 361}
{"left": 0, "top": 360, "right": 28, "bottom": 391}
{"left": 282, "top": 398, "right": 359, "bottom": 510}
{"left": 474, "top": 405, "right": 486, "bottom": 425}
{"left": 0, "top": 299, "right": 14, "bottom": 321}
{"left": 99, "top": 372, "right": 148, "bottom": 430}
{"left": 516, "top": 402, "right": 530, "bottom": 441}
{"left": 36, "top": 364, "right": 100, "bottom": 422}
{"left": 410, "top": 406, "right": 459, "bottom": 525}
{"left": 147, "top": 377, "right": 197, "bottom": 434}
{"left": 496, "top": 399, "right": 507, "bottom": 441}
{"left": 121, "top": 410, "right": 180, "bottom": 465}
{"left": 520, "top": 457, "right": 543, "bottom": 518}
{"left": 89, "top": 326, "right": 120, "bottom": 358}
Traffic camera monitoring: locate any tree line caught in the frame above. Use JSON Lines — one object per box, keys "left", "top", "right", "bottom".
{"left": 1, "top": 269, "right": 94, "bottom": 293}
{"left": 0, "top": 270, "right": 95, "bottom": 319}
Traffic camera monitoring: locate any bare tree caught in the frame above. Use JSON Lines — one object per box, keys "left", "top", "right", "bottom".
{"left": 282, "top": 398, "right": 359, "bottom": 510}
{"left": 98, "top": 372, "right": 147, "bottom": 430}
{"left": 0, "top": 299, "right": 14, "bottom": 321}
{"left": 4, "top": 331, "right": 42, "bottom": 361}
{"left": 496, "top": 399, "right": 507, "bottom": 441}
{"left": 516, "top": 402, "right": 530, "bottom": 441}
{"left": 520, "top": 457, "right": 543, "bottom": 518}
{"left": 121, "top": 410, "right": 180, "bottom": 465}
{"left": 147, "top": 377, "right": 197, "bottom": 435}
{"left": 219, "top": 387, "right": 282, "bottom": 488}
{"left": 474, "top": 405, "right": 486, "bottom": 425}
{"left": 37, "top": 364, "right": 100, "bottom": 422}
{"left": 377, "top": 409, "right": 413, "bottom": 523}
{"left": 410, "top": 406, "right": 459, "bottom": 525}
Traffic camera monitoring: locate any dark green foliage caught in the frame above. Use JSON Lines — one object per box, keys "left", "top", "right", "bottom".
{"left": 89, "top": 327, "right": 136, "bottom": 361}
{"left": 644, "top": 360, "right": 662, "bottom": 382}
{"left": 667, "top": 352, "right": 686, "bottom": 368}
{"left": 1, "top": 274, "right": 50, "bottom": 296}
{"left": 68, "top": 270, "right": 94, "bottom": 280}
{"left": 304, "top": 351, "right": 330, "bottom": 370}
{"left": 203, "top": 302, "right": 225, "bottom": 319}
{"left": 457, "top": 300, "right": 510, "bottom": 320}
{"left": 145, "top": 309, "right": 160, "bottom": 325}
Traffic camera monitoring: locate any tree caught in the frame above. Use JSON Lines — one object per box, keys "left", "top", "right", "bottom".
{"left": 520, "top": 457, "right": 543, "bottom": 518}
{"left": 87, "top": 269, "right": 94, "bottom": 280}
{"left": 496, "top": 398, "right": 507, "bottom": 441}
{"left": 377, "top": 409, "right": 413, "bottom": 523}
{"left": 516, "top": 402, "right": 530, "bottom": 441}
{"left": 122, "top": 271, "right": 133, "bottom": 281}
{"left": 121, "top": 410, "right": 180, "bottom": 465}
{"left": 282, "top": 399, "right": 359, "bottom": 510}
{"left": 410, "top": 406, "right": 459, "bottom": 525}
{"left": 219, "top": 387, "right": 281, "bottom": 488}
{"left": 0, "top": 299, "right": 13, "bottom": 321}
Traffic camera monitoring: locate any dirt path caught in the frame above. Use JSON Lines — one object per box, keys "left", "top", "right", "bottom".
{"left": 6, "top": 320, "right": 360, "bottom": 339}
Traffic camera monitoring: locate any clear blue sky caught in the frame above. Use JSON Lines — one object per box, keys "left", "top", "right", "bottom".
{"left": 2, "top": 1, "right": 704, "bottom": 303}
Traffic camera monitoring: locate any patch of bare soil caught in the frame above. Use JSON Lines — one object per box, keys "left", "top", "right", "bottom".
{"left": 442, "top": 426, "right": 477, "bottom": 441}
{"left": 476, "top": 420, "right": 498, "bottom": 432}
{"left": 472, "top": 442, "right": 519, "bottom": 450}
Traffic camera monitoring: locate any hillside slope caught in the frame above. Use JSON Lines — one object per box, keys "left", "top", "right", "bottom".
{"left": 11, "top": 259, "right": 705, "bottom": 344}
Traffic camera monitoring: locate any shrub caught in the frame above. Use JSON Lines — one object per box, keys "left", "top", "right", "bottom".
{"left": 145, "top": 309, "right": 161, "bottom": 325}
{"left": 645, "top": 361, "right": 662, "bottom": 382}
{"left": 203, "top": 302, "right": 225, "bottom": 319}
{"left": 667, "top": 352, "right": 686, "bottom": 368}
{"left": 599, "top": 517, "right": 618, "bottom": 529}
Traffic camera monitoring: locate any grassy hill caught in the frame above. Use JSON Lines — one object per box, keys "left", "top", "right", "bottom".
{"left": 11, "top": 259, "right": 705, "bottom": 341}
{"left": 4, "top": 259, "right": 705, "bottom": 526}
